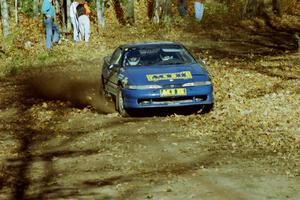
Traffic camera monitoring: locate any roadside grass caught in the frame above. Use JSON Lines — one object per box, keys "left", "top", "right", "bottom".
{"left": 0, "top": 19, "right": 194, "bottom": 78}
{"left": 0, "top": 0, "right": 238, "bottom": 79}
{"left": 0, "top": 32, "right": 105, "bottom": 78}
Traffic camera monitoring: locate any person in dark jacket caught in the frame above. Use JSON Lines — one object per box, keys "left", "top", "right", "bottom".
{"left": 178, "top": 0, "right": 187, "bottom": 17}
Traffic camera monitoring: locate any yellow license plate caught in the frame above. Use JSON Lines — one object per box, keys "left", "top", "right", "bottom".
{"left": 160, "top": 88, "right": 186, "bottom": 97}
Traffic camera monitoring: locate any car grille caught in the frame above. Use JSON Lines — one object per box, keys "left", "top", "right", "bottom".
{"left": 138, "top": 95, "right": 207, "bottom": 105}
{"left": 163, "top": 84, "right": 182, "bottom": 88}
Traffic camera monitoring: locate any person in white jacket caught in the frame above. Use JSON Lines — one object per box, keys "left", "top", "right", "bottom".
{"left": 70, "top": 0, "right": 79, "bottom": 42}
{"left": 77, "top": 1, "right": 91, "bottom": 42}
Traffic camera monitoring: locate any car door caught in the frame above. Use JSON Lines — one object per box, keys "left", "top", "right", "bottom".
{"left": 104, "top": 48, "right": 123, "bottom": 96}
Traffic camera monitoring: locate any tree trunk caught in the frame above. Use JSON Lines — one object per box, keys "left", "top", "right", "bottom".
{"left": 294, "top": 33, "right": 300, "bottom": 51}
{"left": 147, "top": 0, "right": 154, "bottom": 20}
{"left": 66, "top": 0, "right": 71, "bottom": 31}
{"left": 272, "top": 0, "right": 281, "bottom": 16}
{"left": 33, "top": 0, "right": 38, "bottom": 20}
{"left": 243, "top": 0, "right": 282, "bottom": 19}
{"left": 152, "top": 0, "right": 172, "bottom": 24}
{"left": 54, "top": 0, "right": 61, "bottom": 24}
{"left": 112, "top": 0, "right": 126, "bottom": 25}
{"left": 125, "top": 0, "right": 135, "bottom": 25}
{"left": 60, "top": 0, "right": 66, "bottom": 31}
{"left": 15, "top": 0, "right": 18, "bottom": 24}
{"left": 242, "top": 0, "right": 258, "bottom": 19}
{"left": 96, "top": 0, "right": 105, "bottom": 28}
{"left": 162, "top": 0, "right": 172, "bottom": 24}
{"left": 152, "top": 0, "right": 163, "bottom": 23}
{"left": 0, "top": 0, "right": 10, "bottom": 37}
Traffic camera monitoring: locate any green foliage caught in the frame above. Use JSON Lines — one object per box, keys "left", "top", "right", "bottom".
{"left": 19, "top": 0, "right": 34, "bottom": 18}
{"left": 6, "top": 65, "right": 19, "bottom": 76}
{"left": 205, "top": 1, "right": 229, "bottom": 16}
{"left": 88, "top": 0, "right": 110, "bottom": 10}
{"left": 37, "top": 52, "right": 50, "bottom": 63}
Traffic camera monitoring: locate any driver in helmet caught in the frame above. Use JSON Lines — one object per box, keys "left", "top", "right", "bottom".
{"left": 126, "top": 50, "right": 141, "bottom": 66}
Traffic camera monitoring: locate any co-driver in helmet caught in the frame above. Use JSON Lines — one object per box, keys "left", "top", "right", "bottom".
{"left": 159, "top": 50, "right": 174, "bottom": 61}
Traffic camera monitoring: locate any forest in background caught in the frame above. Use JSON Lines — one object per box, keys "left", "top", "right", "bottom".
{"left": 1, "top": 0, "right": 300, "bottom": 77}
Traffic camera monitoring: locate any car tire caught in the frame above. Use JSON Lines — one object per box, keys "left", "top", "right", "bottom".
{"left": 198, "top": 103, "right": 214, "bottom": 114}
{"left": 116, "top": 87, "right": 129, "bottom": 117}
{"left": 100, "top": 76, "right": 109, "bottom": 97}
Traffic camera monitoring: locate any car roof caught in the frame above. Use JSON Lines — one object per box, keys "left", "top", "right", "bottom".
{"left": 120, "top": 41, "right": 183, "bottom": 49}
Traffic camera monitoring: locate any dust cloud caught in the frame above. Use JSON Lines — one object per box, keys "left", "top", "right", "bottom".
{"left": 26, "top": 69, "right": 115, "bottom": 114}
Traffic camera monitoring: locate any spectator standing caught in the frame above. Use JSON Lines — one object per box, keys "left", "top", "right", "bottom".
{"left": 194, "top": 0, "right": 205, "bottom": 21}
{"left": 41, "top": 0, "right": 60, "bottom": 49}
{"left": 77, "top": 1, "right": 91, "bottom": 42}
{"left": 178, "top": 0, "right": 187, "bottom": 18}
{"left": 70, "top": 0, "right": 79, "bottom": 42}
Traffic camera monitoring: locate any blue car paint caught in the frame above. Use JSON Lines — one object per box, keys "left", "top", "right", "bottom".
{"left": 117, "top": 63, "right": 213, "bottom": 109}
{"left": 122, "top": 85, "right": 213, "bottom": 109}
{"left": 122, "top": 64, "right": 209, "bottom": 85}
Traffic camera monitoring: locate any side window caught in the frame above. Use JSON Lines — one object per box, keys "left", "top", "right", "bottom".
{"left": 110, "top": 48, "right": 122, "bottom": 65}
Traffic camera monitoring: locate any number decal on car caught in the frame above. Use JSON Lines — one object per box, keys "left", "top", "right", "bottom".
{"left": 147, "top": 71, "right": 192, "bottom": 82}
{"left": 160, "top": 88, "right": 187, "bottom": 97}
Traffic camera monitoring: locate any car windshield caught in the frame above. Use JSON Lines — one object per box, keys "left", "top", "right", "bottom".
{"left": 123, "top": 46, "right": 196, "bottom": 67}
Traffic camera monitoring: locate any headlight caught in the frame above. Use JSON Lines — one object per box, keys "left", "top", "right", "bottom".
{"left": 182, "top": 81, "right": 211, "bottom": 87}
{"left": 127, "top": 85, "right": 162, "bottom": 90}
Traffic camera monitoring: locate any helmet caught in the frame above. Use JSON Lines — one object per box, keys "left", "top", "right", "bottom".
{"left": 126, "top": 50, "right": 140, "bottom": 66}
{"left": 159, "top": 50, "right": 173, "bottom": 61}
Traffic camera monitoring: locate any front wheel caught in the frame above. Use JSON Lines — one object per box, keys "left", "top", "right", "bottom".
{"left": 100, "top": 76, "right": 109, "bottom": 97}
{"left": 116, "top": 87, "right": 129, "bottom": 117}
{"left": 198, "top": 103, "right": 214, "bottom": 114}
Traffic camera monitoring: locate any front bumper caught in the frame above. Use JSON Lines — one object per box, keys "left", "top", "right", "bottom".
{"left": 122, "top": 85, "right": 213, "bottom": 109}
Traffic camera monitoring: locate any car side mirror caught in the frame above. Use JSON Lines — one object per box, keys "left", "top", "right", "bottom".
{"left": 109, "top": 64, "right": 118, "bottom": 70}
{"left": 198, "top": 59, "right": 206, "bottom": 66}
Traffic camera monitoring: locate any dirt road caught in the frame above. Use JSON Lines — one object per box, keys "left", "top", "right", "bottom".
{"left": 0, "top": 36, "right": 300, "bottom": 199}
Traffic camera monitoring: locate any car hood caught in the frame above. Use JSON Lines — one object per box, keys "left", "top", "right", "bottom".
{"left": 122, "top": 64, "right": 210, "bottom": 85}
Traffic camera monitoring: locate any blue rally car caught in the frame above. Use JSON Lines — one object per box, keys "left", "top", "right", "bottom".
{"left": 101, "top": 42, "right": 214, "bottom": 116}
